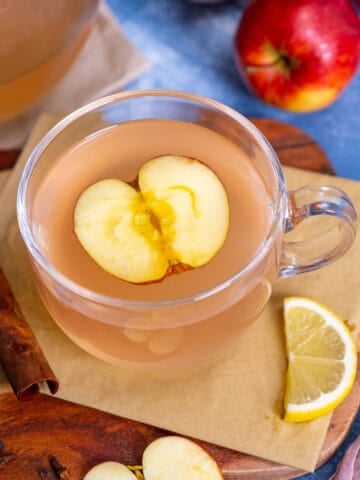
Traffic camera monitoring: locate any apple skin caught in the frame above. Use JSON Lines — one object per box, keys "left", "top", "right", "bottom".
{"left": 234, "top": 0, "right": 360, "bottom": 112}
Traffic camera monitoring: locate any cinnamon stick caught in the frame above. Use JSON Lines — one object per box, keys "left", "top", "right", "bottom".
{"left": 0, "top": 268, "right": 58, "bottom": 400}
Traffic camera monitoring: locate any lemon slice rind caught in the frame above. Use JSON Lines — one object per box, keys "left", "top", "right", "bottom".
{"left": 284, "top": 296, "right": 357, "bottom": 423}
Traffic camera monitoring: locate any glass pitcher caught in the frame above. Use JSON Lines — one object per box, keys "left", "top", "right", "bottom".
{"left": 0, "top": 0, "right": 99, "bottom": 121}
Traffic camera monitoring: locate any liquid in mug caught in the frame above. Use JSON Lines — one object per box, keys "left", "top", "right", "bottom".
{"left": 31, "top": 119, "right": 274, "bottom": 368}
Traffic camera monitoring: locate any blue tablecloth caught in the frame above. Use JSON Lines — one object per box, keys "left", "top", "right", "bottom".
{"left": 107, "top": 0, "right": 360, "bottom": 180}
{"left": 106, "top": 1, "right": 360, "bottom": 479}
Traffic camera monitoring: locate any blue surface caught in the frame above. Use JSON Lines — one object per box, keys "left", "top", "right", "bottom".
{"left": 107, "top": 0, "right": 360, "bottom": 180}
{"left": 106, "top": 1, "right": 360, "bottom": 479}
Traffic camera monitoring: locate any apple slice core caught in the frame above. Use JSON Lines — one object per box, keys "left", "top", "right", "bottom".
{"left": 74, "top": 155, "right": 229, "bottom": 284}
{"left": 139, "top": 155, "right": 230, "bottom": 268}
{"left": 74, "top": 179, "right": 169, "bottom": 283}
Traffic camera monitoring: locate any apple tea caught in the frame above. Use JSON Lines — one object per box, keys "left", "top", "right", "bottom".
{"left": 73, "top": 155, "right": 230, "bottom": 284}
{"left": 30, "top": 118, "right": 274, "bottom": 368}
{"left": 0, "top": 0, "right": 98, "bottom": 121}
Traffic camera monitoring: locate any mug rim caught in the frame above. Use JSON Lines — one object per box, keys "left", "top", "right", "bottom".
{"left": 17, "top": 89, "right": 287, "bottom": 308}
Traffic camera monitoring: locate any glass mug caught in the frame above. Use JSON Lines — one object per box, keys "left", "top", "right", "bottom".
{"left": 17, "top": 90, "right": 357, "bottom": 370}
{"left": 0, "top": 0, "right": 99, "bottom": 122}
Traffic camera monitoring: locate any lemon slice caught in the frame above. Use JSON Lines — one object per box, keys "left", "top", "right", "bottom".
{"left": 283, "top": 297, "right": 357, "bottom": 422}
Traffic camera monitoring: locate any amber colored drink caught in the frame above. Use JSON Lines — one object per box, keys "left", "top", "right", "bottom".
{"left": 0, "top": 0, "right": 98, "bottom": 121}
{"left": 31, "top": 119, "right": 274, "bottom": 369}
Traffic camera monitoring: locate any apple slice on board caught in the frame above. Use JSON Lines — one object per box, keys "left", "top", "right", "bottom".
{"left": 83, "top": 436, "right": 224, "bottom": 480}
{"left": 74, "top": 155, "right": 229, "bottom": 284}
{"left": 142, "top": 436, "right": 224, "bottom": 480}
{"left": 83, "top": 461, "right": 137, "bottom": 479}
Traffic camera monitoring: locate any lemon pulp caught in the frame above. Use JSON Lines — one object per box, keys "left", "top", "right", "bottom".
{"left": 283, "top": 297, "right": 357, "bottom": 422}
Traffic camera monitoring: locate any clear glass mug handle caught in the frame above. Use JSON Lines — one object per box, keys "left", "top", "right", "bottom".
{"left": 279, "top": 185, "right": 357, "bottom": 278}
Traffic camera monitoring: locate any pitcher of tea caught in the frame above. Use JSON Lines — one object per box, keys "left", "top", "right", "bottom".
{"left": 0, "top": 0, "right": 99, "bottom": 121}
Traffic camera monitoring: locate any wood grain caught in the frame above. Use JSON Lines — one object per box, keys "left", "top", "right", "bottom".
{"left": 250, "top": 118, "right": 335, "bottom": 175}
{"left": 0, "top": 119, "right": 357, "bottom": 480}
{"left": 0, "top": 359, "right": 358, "bottom": 480}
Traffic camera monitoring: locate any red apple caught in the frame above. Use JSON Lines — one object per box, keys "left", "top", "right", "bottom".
{"left": 234, "top": 0, "right": 360, "bottom": 112}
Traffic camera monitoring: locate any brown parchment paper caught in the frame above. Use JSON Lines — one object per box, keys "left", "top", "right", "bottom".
{"left": 0, "top": 170, "right": 10, "bottom": 192}
{"left": 0, "top": 115, "right": 359, "bottom": 472}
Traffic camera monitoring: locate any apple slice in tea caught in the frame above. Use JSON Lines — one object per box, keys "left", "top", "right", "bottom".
{"left": 74, "top": 155, "right": 230, "bottom": 283}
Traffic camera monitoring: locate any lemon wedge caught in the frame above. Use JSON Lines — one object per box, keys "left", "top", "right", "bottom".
{"left": 283, "top": 297, "right": 357, "bottom": 422}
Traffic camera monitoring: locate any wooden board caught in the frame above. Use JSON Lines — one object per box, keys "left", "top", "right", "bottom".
{"left": 251, "top": 118, "right": 335, "bottom": 175}
{"left": 0, "top": 118, "right": 358, "bottom": 480}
